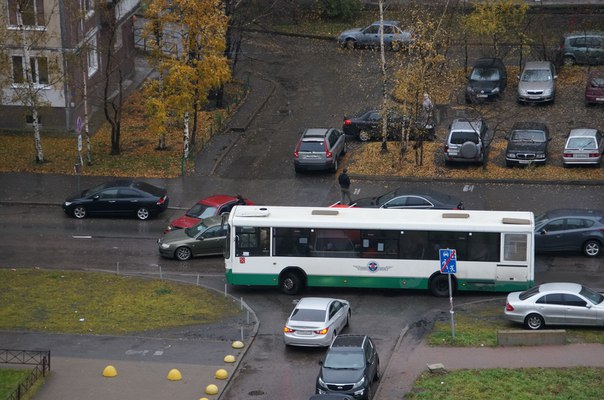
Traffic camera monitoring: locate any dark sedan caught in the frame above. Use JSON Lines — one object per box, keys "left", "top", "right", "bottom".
{"left": 63, "top": 180, "right": 169, "bottom": 220}
{"left": 505, "top": 122, "right": 551, "bottom": 167}
{"left": 342, "top": 110, "right": 407, "bottom": 142}
{"left": 352, "top": 188, "right": 464, "bottom": 210}
{"left": 535, "top": 208, "right": 604, "bottom": 257}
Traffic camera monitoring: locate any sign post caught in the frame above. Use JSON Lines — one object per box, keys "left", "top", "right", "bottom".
{"left": 76, "top": 116, "right": 84, "bottom": 166}
{"left": 439, "top": 248, "right": 457, "bottom": 340}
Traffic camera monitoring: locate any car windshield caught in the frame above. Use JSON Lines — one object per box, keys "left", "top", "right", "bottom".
{"left": 580, "top": 285, "right": 604, "bottom": 305}
{"left": 290, "top": 308, "right": 326, "bottom": 322}
{"left": 184, "top": 220, "right": 210, "bottom": 238}
{"left": 521, "top": 69, "right": 552, "bottom": 82}
{"left": 567, "top": 137, "right": 597, "bottom": 149}
{"left": 534, "top": 213, "right": 549, "bottom": 226}
{"left": 186, "top": 203, "right": 218, "bottom": 218}
{"left": 590, "top": 76, "right": 604, "bottom": 87}
{"left": 376, "top": 191, "right": 397, "bottom": 206}
{"left": 84, "top": 183, "right": 111, "bottom": 196}
{"left": 324, "top": 351, "right": 364, "bottom": 369}
{"left": 470, "top": 67, "right": 500, "bottom": 81}
{"left": 511, "top": 130, "right": 546, "bottom": 142}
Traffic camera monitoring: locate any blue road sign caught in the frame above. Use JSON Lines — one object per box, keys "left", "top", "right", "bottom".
{"left": 439, "top": 248, "right": 457, "bottom": 274}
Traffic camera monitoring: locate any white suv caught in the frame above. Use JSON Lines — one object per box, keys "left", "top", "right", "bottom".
{"left": 444, "top": 118, "right": 492, "bottom": 165}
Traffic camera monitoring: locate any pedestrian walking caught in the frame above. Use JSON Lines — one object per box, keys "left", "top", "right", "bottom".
{"left": 338, "top": 169, "right": 353, "bottom": 205}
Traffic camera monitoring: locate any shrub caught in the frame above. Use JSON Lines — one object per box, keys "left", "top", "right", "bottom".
{"left": 315, "top": 0, "right": 362, "bottom": 21}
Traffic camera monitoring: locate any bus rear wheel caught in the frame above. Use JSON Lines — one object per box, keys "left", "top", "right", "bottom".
{"left": 279, "top": 271, "right": 304, "bottom": 295}
{"left": 429, "top": 274, "right": 454, "bottom": 297}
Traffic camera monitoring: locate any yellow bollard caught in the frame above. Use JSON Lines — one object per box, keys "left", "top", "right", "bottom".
{"left": 205, "top": 384, "right": 219, "bottom": 395}
{"left": 102, "top": 365, "right": 117, "bottom": 377}
{"left": 223, "top": 355, "right": 236, "bottom": 363}
{"left": 167, "top": 368, "right": 182, "bottom": 381}
{"left": 215, "top": 368, "right": 228, "bottom": 380}
{"left": 231, "top": 340, "right": 244, "bottom": 349}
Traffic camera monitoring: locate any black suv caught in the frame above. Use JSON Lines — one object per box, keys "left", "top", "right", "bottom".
{"left": 316, "top": 335, "right": 380, "bottom": 400}
{"left": 342, "top": 110, "right": 407, "bottom": 142}
{"left": 505, "top": 122, "right": 551, "bottom": 167}
{"left": 465, "top": 58, "right": 507, "bottom": 103}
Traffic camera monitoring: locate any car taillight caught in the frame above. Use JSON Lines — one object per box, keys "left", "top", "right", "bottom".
{"left": 563, "top": 153, "right": 572, "bottom": 158}
{"left": 588, "top": 153, "right": 600, "bottom": 158}
{"left": 314, "top": 328, "right": 329, "bottom": 335}
{"left": 444, "top": 145, "right": 449, "bottom": 152}
{"left": 505, "top": 303, "right": 514, "bottom": 311}
{"left": 157, "top": 196, "right": 167, "bottom": 205}
{"left": 294, "top": 142, "right": 301, "bottom": 159}
{"left": 344, "top": 119, "right": 351, "bottom": 125}
{"left": 284, "top": 327, "right": 295, "bottom": 333}
{"left": 324, "top": 140, "right": 332, "bottom": 158}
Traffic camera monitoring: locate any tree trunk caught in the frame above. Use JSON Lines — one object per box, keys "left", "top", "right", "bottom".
{"left": 183, "top": 112, "right": 190, "bottom": 159}
{"left": 379, "top": 0, "right": 388, "bottom": 154}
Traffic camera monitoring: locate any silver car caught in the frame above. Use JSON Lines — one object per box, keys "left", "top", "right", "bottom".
{"left": 517, "top": 61, "right": 557, "bottom": 104}
{"left": 283, "top": 297, "right": 351, "bottom": 347}
{"left": 337, "top": 20, "right": 413, "bottom": 51}
{"left": 293, "top": 128, "right": 347, "bottom": 173}
{"left": 505, "top": 282, "right": 604, "bottom": 330}
{"left": 562, "top": 128, "right": 604, "bottom": 166}
{"left": 158, "top": 215, "right": 227, "bottom": 261}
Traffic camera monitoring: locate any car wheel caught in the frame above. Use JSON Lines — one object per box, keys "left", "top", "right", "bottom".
{"left": 342, "top": 141, "right": 347, "bottom": 155}
{"left": 332, "top": 157, "right": 339, "bottom": 173}
{"left": 73, "top": 206, "right": 87, "bottom": 219}
{"left": 358, "top": 131, "right": 372, "bottom": 142}
{"left": 175, "top": 246, "right": 192, "bottom": 261}
{"left": 562, "top": 56, "right": 575, "bottom": 66}
{"left": 374, "top": 360, "right": 381, "bottom": 381}
{"left": 345, "top": 39, "right": 356, "bottom": 49}
{"left": 279, "top": 271, "right": 303, "bottom": 295}
{"left": 390, "top": 41, "right": 402, "bottom": 51}
{"left": 583, "top": 240, "right": 601, "bottom": 257}
{"left": 345, "top": 310, "right": 351, "bottom": 328}
{"left": 136, "top": 207, "right": 150, "bottom": 220}
{"left": 524, "top": 313, "right": 545, "bottom": 330}
{"left": 429, "top": 274, "right": 453, "bottom": 297}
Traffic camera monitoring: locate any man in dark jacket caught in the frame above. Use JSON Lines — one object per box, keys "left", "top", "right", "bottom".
{"left": 338, "top": 169, "right": 353, "bottom": 205}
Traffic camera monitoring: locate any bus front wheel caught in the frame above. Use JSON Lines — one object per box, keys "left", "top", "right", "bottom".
{"left": 279, "top": 271, "right": 304, "bottom": 295}
{"left": 429, "top": 274, "right": 455, "bottom": 297}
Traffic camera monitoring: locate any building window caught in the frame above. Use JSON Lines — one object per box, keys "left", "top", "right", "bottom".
{"left": 12, "top": 56, "right": 49, "bottom": 84}
{"left": 12, "top": 0, "right": 45, "bottom": 26}
{"left": 86, "top": 33, "right": 99, "bottom": 77}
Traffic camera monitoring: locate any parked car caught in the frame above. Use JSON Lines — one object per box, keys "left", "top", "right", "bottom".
{"left": 309, "top": 395, "right": 354, "bottom": 400}
{"left": 63, "top": 180, "right": 169, "bottom": 220}
{"left": 465, "top": 58, "right": 507, "bottom": 103}
{"left": 443, "top": 118, "right": 492, "bottom": 165}
{"left": 534, "top": 208, "right": 604, "bottom": 257}
{"left": 294, "top": 128, "right": 347, "bottom": 173}
{"left": 283, "top": 297, "right": 351, "bottom": 347}
{"left": 504, "top": 282, "right": 604, "bottom": 330}
{"left": 342, "top": 110, "right": 406, "bottom": 142}
{"left": 158, "top": 215, "right": 227, "bottom": 261}
{"left": 166, "top": 194, "right": 253, "bottom": 232}
{"left": 316, "top": 335, "right": 380, "bottom": 400}
{"left": 585, "top": 70, "right": 604, "bottom": 105}
{"left": 505, "top": 122, "right": 551, "bottom": 167}
{"left": 562, "top": 128, "right": 604, "bottom": 166}
{"left": 352, "top": 188, "right": 464, "bottom": 210}
{"left": 337, "top": 20, "right": 413, "bottom": 51}
{"left": 517, "top": 61, "right": 557, "bottom": 104}
{"left": 557, "top": 32, "right": 604, "bottom": 66}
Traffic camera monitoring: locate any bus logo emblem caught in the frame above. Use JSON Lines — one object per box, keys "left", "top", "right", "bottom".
{"left": 367, "top": 261, "right": 378, "bottom": 272}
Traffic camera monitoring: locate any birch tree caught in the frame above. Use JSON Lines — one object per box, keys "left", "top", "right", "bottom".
{"left": 143, "top": 0, "right": 230, "bottom": 156}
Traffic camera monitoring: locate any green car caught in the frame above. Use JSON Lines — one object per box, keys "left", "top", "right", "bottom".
{"left": 158, "top": 215, "right": 227, "bottom": 261}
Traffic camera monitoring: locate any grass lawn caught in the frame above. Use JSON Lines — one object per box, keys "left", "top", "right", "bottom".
{"left": 406, "top": 367, "right": 604, "bottom": 400}
{"left": 0, "top": 269, "right": 241, "bottom": 334}
{"left": 0, "top": 369, "right": 30, "bottom": 399}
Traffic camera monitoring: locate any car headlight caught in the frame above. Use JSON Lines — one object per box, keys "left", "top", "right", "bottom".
{"left": 352, "top": 376, "right": 366, "bottom": 389}
{"left": 64, "top": 201, "right": 72, "bottom": 207}
{"left": 466, "top": 85, "right": 475, "bottom": 93}
{"left": 536, "top": 153, "right": 546, "bottom": 159}
{"left": 160, "top": 243, "right": 170, "bottom": 249}
{"left": 518, "top": 89, "right": 527, "bottom": 95}
{"left": 492, "top": 87, "right": 500, "bottom": 93}
{"left": 318, "top": 376, "right": 328, "bottom": 389}
{"left": 507, "top": 153, "right": 516, "bottom": 159}
{"left": 543, "top": 89, "right": 552, "bottom": 96}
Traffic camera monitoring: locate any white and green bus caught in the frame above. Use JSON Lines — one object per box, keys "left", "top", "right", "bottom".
{"left": 224, "top": 206, "right": 534, "bottom": 296}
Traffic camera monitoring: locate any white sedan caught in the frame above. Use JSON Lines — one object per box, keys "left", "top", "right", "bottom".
{"left": 283, "top": 297, "right": 351, "bottom": 347}
{"left": 504, "top": 282, "right": 604, "bottom": 330}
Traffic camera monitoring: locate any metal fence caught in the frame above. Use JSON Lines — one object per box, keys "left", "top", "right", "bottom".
{"left": 1, "top": 349, "right": 51, "bottom": 400}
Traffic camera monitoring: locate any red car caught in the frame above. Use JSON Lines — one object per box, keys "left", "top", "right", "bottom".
{"left": 585, "top": 70, "right": 604, "bottom": 106}
{"left": 166, "top": 194, "right": 253, "bottom": 232}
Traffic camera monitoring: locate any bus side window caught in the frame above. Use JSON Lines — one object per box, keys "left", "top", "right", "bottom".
{"left": 236, "top": 226, "right": 270, "bottom": 257}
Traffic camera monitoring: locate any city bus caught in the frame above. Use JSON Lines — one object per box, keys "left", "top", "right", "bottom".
{"left": 224, "top": 206, "right": 535, "bottom": 296}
